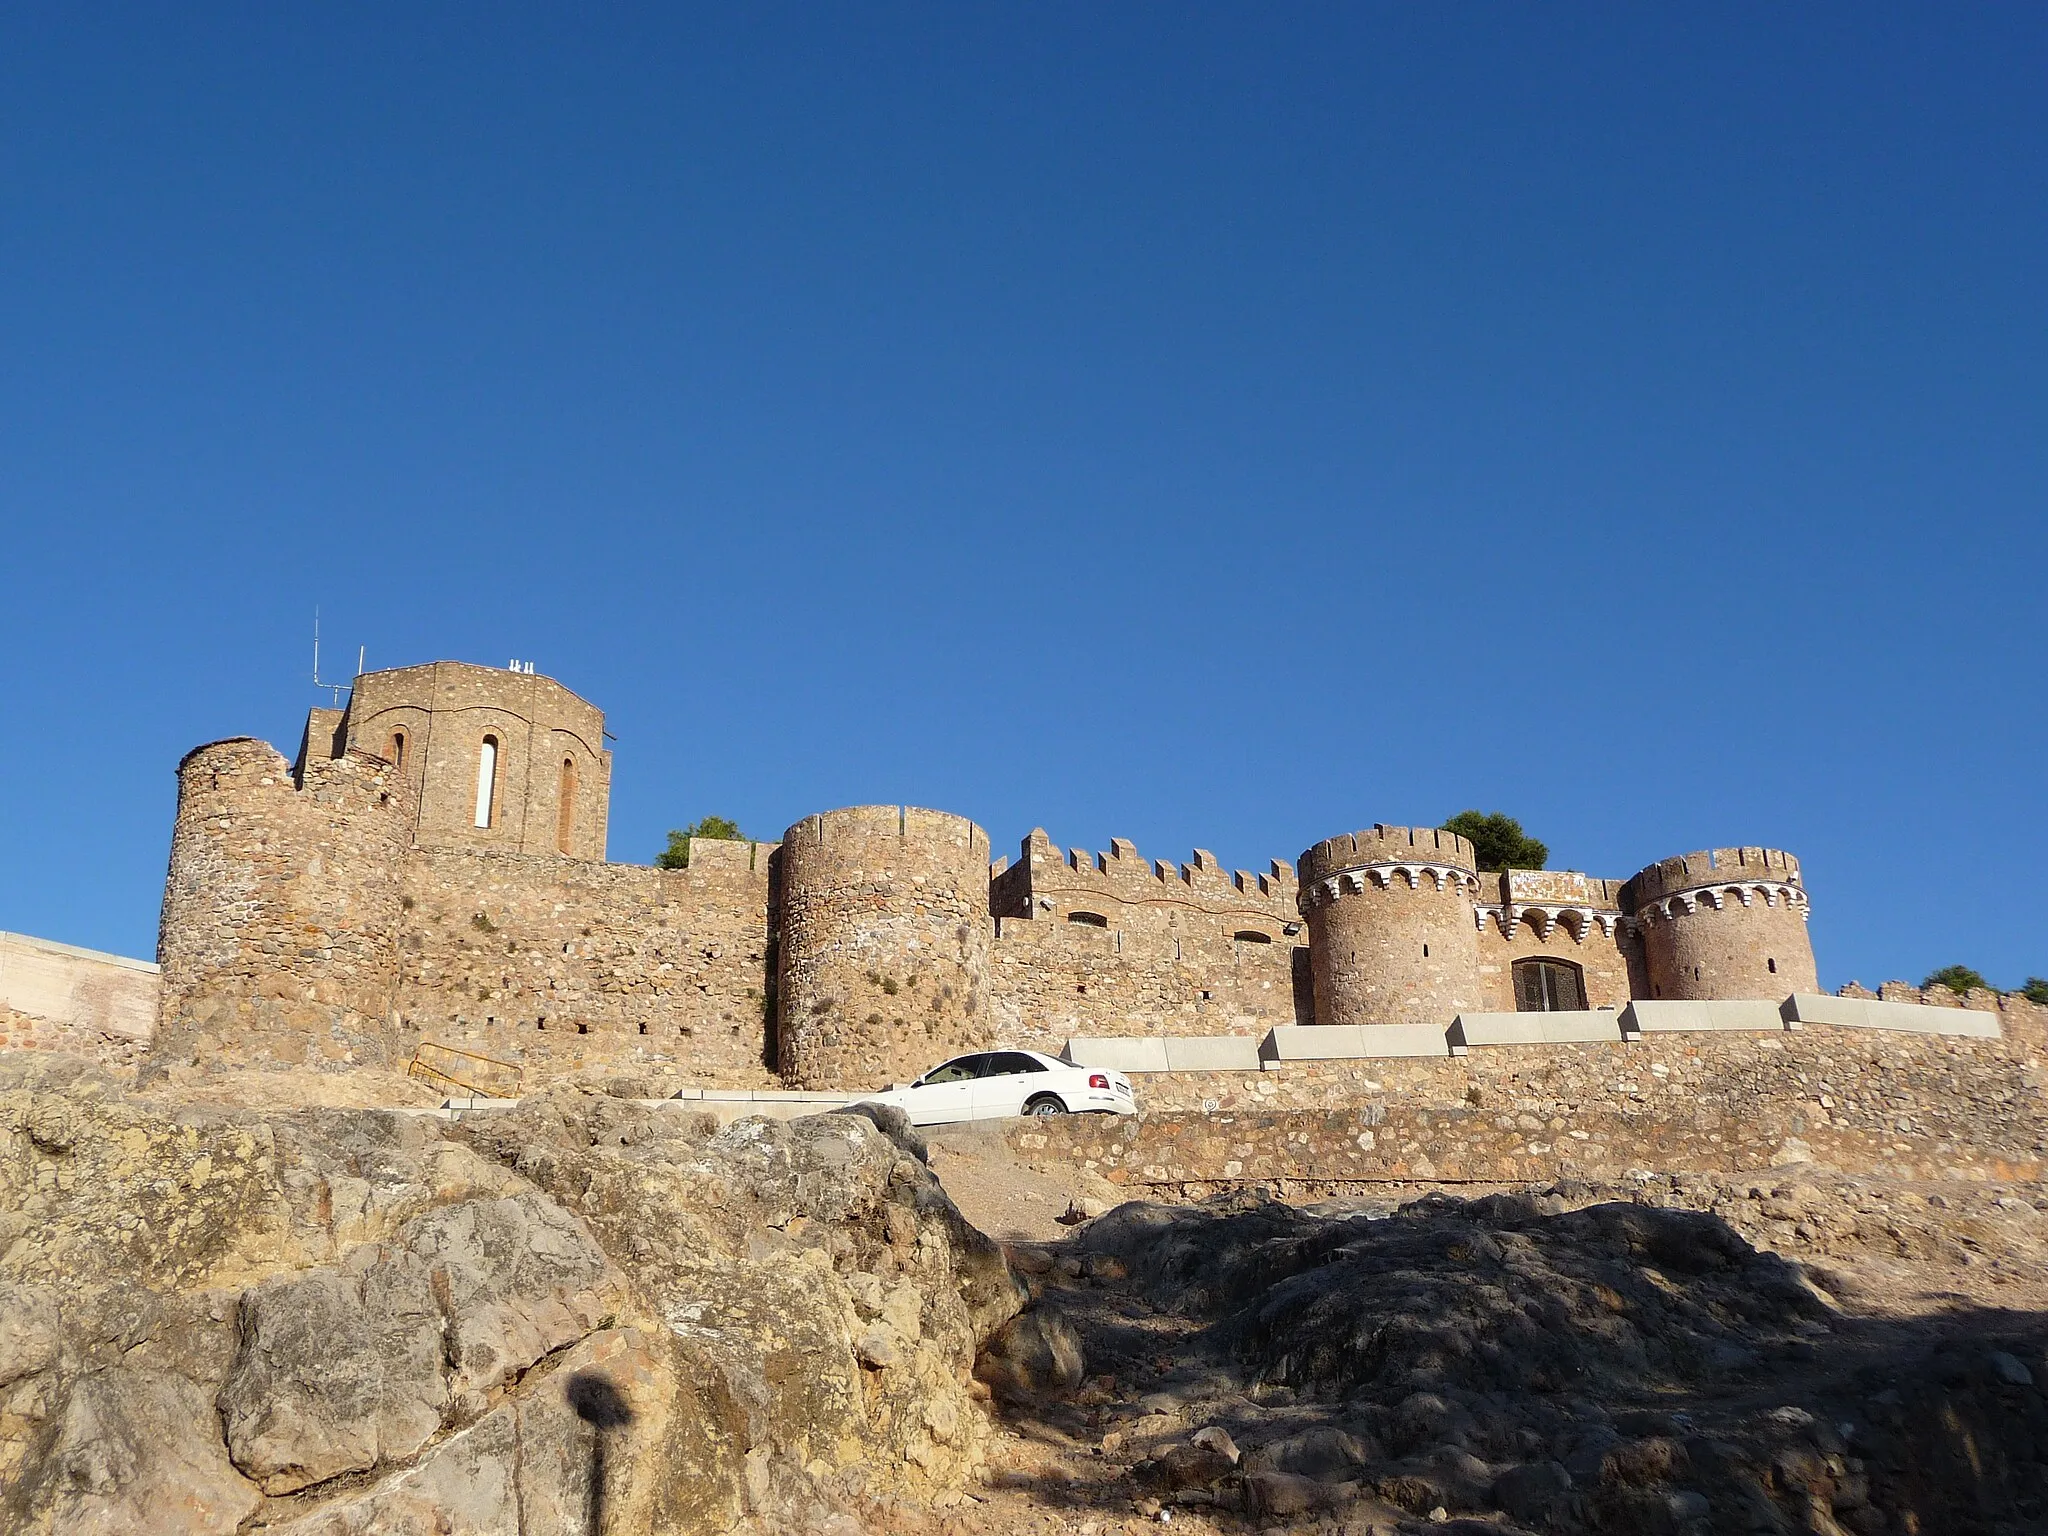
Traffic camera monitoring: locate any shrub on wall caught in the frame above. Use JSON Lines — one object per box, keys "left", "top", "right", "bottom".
{"left": 1441, "top": 811, "right": 1548, "bottom": 873}
{"left": 1924, "top": 965, "right": 1989, "bottom": 995}
{"left": 656, "top": 816, "right": 746, "bottom": 869}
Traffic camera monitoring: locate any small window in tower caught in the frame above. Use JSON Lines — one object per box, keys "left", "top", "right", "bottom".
{"left": 390, "top": 730, "right": 406, "bottom": 770}
{"left": 474, "top": 736, "right": 499, "bottom": 828}
{"left": 1067, "top": 911, "right": 1109, "bottom": 928}
{"left": 1234, "top": 930, "right": 1273, "bottom": 944}
{"left": 1768, "top": 957, "right": 1777, "bottom": 974}
{"left": 556, "top": 756, "right": 577, "bottom": 854}
{"left": 1422, "top": 943, "right": 1430, "bottom": 957}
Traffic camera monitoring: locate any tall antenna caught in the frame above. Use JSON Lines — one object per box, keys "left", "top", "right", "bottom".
{"left": 311, "top": 608, "right": 347, "bottom": 706}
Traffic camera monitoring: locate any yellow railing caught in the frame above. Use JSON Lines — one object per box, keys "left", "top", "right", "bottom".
{"left": 408, "top": 1040, "right": 523, "bottom": 1101}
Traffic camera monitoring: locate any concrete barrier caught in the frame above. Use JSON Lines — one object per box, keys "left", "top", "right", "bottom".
{"left": 1062, "top": 1037, "right": 1172, "bottom": 1072}
{"left": 1618, "top": 999, "right": 1792, "bottom": 1034}
{"left": 1783, "top": 993, "right": 2003, "bottom": 1039}
{"left": 1064, "top": 1035, "right": 1266, "bottom": 1073}
{"left": 1259, "top": 1024, "right": 1454, "bottom": 1061}
{"left": 1448, "top": 1010, "right": 1636, "bottom": 1050}
{"left": 1164, "top": 1035, "right": 1264, "bottom": 1071}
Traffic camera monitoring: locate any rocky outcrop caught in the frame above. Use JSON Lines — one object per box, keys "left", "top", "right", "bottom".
{"left": 0, "top": 1056, "right": 1021, "bottom": 1534}
{"left": 1022, "top": 1183, "right": 2048, "bottom": 1534}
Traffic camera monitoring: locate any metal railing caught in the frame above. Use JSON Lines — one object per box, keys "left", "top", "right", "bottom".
{"left": 408, "top": 1040, "right": 523, "bottom": 1101}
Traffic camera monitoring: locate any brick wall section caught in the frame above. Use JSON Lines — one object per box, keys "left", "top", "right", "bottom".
{"left": 986, "top": 830, "right": 1308, "bottom": 1049}
{"left": 1300, "top": 826, "right": 1483, "bottom": 1026}
{"left": 154, "top": 739, "right": 416, "bottom": 1072}
{"left": 776, "top": 807, "right": 994, "bottom": 1090}
{"left": 391, "top": 836, "right": 779, "bottom": 1089}
{"left": 1016, "top": 1010, "right": 2048, "bottom": 1188}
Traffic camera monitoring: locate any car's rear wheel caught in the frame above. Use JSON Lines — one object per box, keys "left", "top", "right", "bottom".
{"left": 1024, "top": 1094, "right": 1068, "bottom": 1118}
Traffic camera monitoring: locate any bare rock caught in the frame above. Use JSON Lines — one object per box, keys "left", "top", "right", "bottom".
{"left": 13, "top": 1366, "right": 262, "bottom": 1535}
{"left": 218, "top": 1252, "right": 447, "bottom": 1493}
{"left": 975, "top": 1306, "right": 1085, "bottom": 1403}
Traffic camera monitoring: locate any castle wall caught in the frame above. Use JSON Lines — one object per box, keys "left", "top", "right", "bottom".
{"left": 1300, "top": 826, "right": 1483, "bottom": 1026}
{"left": 154, "top": 739, "right": 415, "bottom": 1072}
{"left": 1014, "top": 1005, "right": 2048, "bottom": 1191}
{"left": 776, "top": 806, "right": 992, "bottom": 1090}
{"left": 986, "top": 830, "right": 1308, "bottom": 1049}
{"left": 341, "top": 661, "right": 612, "bottom": 860}
{"left": 391, "top": 835, "right": 777, "bottom": 1089}
{"left": 1623, "top": 848, "right": 1818, "bottom": 1000}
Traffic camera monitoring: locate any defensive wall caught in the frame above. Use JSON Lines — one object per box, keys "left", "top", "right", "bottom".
{"left": 130, "top": 658, "right": 2036, "bottom": 1142}
{"left": 986, "top": 829, "right": 1310, "bottom": 1054}
{"left": 1013, "top": 993, "right": 2048, "bottom": 1193}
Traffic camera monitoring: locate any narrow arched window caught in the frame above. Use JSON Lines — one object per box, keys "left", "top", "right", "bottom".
{"left": 1234, "top": 930, "right": 1273, "bottom": 944}
{"left": 474, "top": 736, "right": 498, "bottom": 828}
{"left": 556, "top": 756, "right": 577, "bottom": 854}
{"left": 1066, "top": 911, "right": 1109, "bottom": 928}
{"left": 389, "top": 730, "right": 406, "bottom": 770}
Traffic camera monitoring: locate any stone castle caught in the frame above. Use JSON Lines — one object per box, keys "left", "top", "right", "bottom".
{"left": 147, "top": 660, "right": 1828, "bottom": 1092}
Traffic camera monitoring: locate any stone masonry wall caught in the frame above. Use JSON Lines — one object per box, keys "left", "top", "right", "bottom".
{"left": 1015, "top": 1004, "right": 2048, "bottom": 1191}
{"left": 154, "top": 740, "right": 416, "bottom": 1073}
{"left": 0, "top": 1004, "right": 147, "bottom": 1073}
{"left": 391, "top": 835, "right": 778, "bottom": 1090}
{"left": 986, "top": 830, "right": 1308, "bottom": 1049}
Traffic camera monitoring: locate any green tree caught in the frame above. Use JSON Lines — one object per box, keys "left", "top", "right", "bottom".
{"left": 2023, "top": 977, "right": 2048, "bottom": 1006}
{"left": 1441, "top": 811, "right": 1548, "bottom": 873}
{"left": 1924, "top": 964, "right": 1988, "bottom": 996}
{"left": 656, "top": 816, "right": 746, "bottom": 869}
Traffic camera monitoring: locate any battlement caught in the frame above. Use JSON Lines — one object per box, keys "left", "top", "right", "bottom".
{"left": 1005, "top": 829, "right": 1298, "bottom": 911}
{"left": 785, "top": 804, "right": 990, "bottom": 864}
{"left": 1298, "top": 824, "right": 1477, "bottom": 885}
{"left": 1620, "top": 847, "right": 1803, "bottom": 911}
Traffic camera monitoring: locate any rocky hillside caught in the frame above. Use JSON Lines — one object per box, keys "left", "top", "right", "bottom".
{"left": 968, "top": 1180, "right": 2048, "bottom": 1535}
{"left": 0, "top": 1055, "right": 1021, "bottom": 1535}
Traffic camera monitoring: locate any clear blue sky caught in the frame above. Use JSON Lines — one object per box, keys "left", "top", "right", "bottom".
{"left": 2, "top": 7, "right": 2042, "bottom": 992}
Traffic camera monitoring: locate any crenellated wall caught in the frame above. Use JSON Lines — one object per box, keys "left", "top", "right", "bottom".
{"left": 987, "top": 831, "right": 1309, "bottom": 1049}
{"left": 390, "top": 834, "right": 778, "bottom": 1088}
{"left": 136, "top": 660, "right": 1898, "bottom": 1099}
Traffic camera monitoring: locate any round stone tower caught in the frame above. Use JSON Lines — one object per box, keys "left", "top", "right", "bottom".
{"left": 775, "top": 805, "right": 993, "bottom": 1090}
{"left": 1299, "top": 824, "right": 1483, "bottom": 1027}
{"left": 153, "top": 737, "right": 416, "bottom": 1073}
{"left": 1620, "top": 847, "right": 1816, "bottom": 1000}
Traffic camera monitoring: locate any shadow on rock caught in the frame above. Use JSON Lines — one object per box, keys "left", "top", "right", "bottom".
{"left": 976, "top": 1186, "right": 2048, "bottom": 1535}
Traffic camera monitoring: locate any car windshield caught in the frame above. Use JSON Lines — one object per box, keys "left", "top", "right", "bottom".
{"left": 918, "top": 1055, "right": 984, "bottom": 1085}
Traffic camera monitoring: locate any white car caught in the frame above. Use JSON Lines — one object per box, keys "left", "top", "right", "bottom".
{"left": 865, "top": 1049, "right": 1137, "bottom": 1126}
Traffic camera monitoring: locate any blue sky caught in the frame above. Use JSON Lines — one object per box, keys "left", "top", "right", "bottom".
{"left": 2, "top": 6, "right": 2042, "bottom": 992}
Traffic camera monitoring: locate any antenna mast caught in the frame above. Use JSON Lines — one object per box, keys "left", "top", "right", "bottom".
{"left": 311, "top": 608, "right": 347, "bottom": 706}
